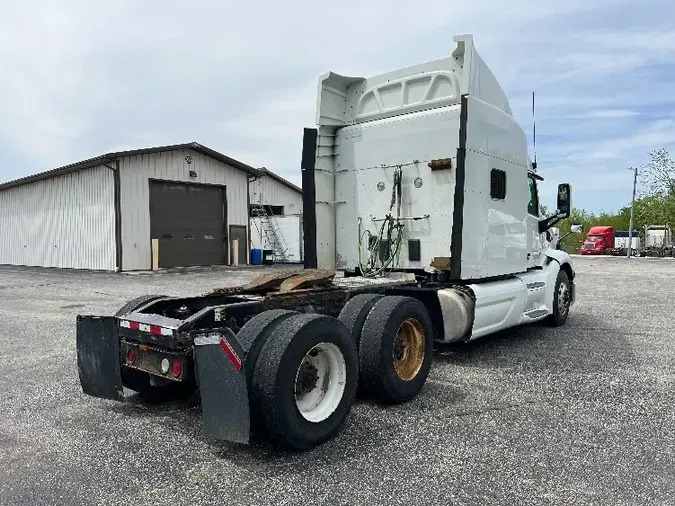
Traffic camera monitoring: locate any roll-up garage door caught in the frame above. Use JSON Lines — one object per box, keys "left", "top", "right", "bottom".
{"left": 149, "top": 181, "right": 226, "bottom": 268}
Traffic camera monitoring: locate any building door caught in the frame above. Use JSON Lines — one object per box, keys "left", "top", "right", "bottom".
{"left": 149, "top": 181, "right": 226, "bottom": 268}
{"left": 229, "top": 225, "right": 248, "bottom": 266}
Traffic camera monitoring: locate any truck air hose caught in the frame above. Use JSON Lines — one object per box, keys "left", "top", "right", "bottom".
{"left": 358, "top": 166, "right": 405, "bottom": 277}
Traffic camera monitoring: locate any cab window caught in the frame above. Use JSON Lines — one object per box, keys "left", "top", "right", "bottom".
{"left": 527, "top": 176, "right": 539, "bottom": 216}
{"left": 490, "top": 169, "right": 506, "bottom": 200}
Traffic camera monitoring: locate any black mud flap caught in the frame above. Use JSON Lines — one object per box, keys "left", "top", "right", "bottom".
{"left": 194, "top": 329, "right": 250, "bottom": 445}
{"left": 76, "top": 315, "right": 124, "bottom": 401}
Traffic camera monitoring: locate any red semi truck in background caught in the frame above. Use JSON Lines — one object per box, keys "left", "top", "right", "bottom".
{"left": 580, "top": 226, "right": 615, "bottom": 255}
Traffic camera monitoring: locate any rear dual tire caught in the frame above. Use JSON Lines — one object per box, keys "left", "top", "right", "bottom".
{"left": 245, "top": 312, "right": 359, "bottom": 450}
{"left": 232, "top": 293, "right": 435, "bottom": 449}
{"left": 338, "top": 294, "right": 434, "bottom": 404}
{"left": 356, "top": 296, "right": 434, "bottom": 403}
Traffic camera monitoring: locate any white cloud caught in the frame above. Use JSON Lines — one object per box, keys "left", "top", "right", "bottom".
{"left": 1, "top": 0, "right": 674, "bottom": 213}
{"left": 579, "top": 110, "right": 640, "bottom": 119}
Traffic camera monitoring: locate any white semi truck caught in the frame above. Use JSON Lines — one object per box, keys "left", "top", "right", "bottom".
{"left": 76, "top": 34, "right": 576, "bottom": 450}
{"left": 641, "top": 225, "right": 673, "bottom": 257}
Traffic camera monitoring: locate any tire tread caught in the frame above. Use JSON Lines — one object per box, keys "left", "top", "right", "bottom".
{"left": 237, "top": 309, "right": 297, "bottom": 384}
{"left": 337, "top": 293, "right": 383, "bottom": 348}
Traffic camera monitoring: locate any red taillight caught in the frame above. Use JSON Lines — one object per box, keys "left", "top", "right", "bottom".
{"left": 172, "top": 360, "right": 182, "bottom": 377}
{"left": 127, "top": 350, "right": 137, "bottom": 364}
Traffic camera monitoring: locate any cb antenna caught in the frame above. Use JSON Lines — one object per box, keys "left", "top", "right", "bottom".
{"left": 532, "top": 91, "right": 537, "bottom": 170}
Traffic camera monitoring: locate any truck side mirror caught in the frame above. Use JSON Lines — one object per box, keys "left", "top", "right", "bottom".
{"left": 557, "top": 183, "right": 571, "bottom": 218}
{"left": 570, "top": 224, "right": 583, "bottom": 234}
{"left": 537, "top": 183, "right": 573, "bottom": 234}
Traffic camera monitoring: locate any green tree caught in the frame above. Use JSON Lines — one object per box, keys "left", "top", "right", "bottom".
{"left": 640, "top": 147, "right": 675, "bottom": 198}
{"left": 629, "top": 194, "right": 675, "bottom": 228}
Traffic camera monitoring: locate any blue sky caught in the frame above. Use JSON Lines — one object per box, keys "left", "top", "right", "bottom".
{"left": 1, "top": 0, "right": 674, "bottom": 213}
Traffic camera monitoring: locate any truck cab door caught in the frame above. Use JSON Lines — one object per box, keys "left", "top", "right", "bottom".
{"left": 526, "top": 174, "right": 543, "bottom": 268}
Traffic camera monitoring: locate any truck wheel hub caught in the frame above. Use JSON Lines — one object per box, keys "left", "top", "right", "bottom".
{"left": 295, "top": 361, "right": 319, "bottom": 396}
{"left": 393, "top": 318, "right": 425, "bottom": 381}
{"left": 558, "top": 283, "right": 570, "bottom": 316}
{"left": 294, "top": 342, "right": 347, "bottom": 423}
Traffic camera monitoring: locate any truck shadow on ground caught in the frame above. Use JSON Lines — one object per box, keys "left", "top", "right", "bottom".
{"left": 205, "top": 407, "right": 418, "bottom": 472}
{"left": 432, "top": 312, "right": 636, "bottom": 373}
{"left": 104, "top": 382, "right": 443, "bottom": 470}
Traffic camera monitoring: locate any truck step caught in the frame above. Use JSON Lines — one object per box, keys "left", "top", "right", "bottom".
{"left": 524, "top": 308, "right": 548, "bottom": 319}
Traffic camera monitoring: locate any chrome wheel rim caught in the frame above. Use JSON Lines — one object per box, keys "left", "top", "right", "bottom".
{"left": 558, "top": 281, "right": 570, "bottom": 317}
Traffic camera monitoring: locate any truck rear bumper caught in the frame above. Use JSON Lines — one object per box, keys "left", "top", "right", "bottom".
{"left": 76, "top": 315, "right": 252, "bottom": 445}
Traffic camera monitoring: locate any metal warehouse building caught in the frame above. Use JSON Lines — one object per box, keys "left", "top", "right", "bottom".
{"left": 0, "top": 143, "right": 262, "bottom": 271}
{"left": 249, "top": 167, "right": 303, "bottom": 215}
{"left": 249, "top": 168, "right": 304, "bottom": 263}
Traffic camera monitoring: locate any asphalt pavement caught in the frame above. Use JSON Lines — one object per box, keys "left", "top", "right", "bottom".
{"left": 0, "top": 257, "right": 673, "bottom": 505}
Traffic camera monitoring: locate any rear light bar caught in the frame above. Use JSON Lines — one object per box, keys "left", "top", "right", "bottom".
{"left": 122, "top": 340, "right": 186, "bottom": 381}
{"left": 120, "top": 319, "right": 173, "bottom": 336}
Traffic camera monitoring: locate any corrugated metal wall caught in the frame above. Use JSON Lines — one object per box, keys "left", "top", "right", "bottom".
{"left": 0, "top": 165, "right": 116, "bottom": 270}
{"left": 249, "top": 175, "right": 303, "bottom": 214}
{"left": 119, "top": 149, "right": 250, "bottom": 271}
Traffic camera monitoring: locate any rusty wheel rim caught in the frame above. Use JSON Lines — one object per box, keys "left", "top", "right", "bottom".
{"left": 393, "top": 318, "right": 425, "bottom": 381}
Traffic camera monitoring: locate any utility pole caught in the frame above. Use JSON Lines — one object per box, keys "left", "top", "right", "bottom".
{"left": 627, "top": 167, "right": 638, "bottom": 258}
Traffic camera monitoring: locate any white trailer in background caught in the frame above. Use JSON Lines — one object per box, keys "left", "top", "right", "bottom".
{"left": 609, "top": 231, "right": 641, "bottom": 256}
{"left": 642, "top": 225, "right": 673, "bottom": 257}
{"left": 76, "top": 34, "right": 578, "bottom": 451}
{"left": 615, "top": 233, "right": 641, "bottom": 251}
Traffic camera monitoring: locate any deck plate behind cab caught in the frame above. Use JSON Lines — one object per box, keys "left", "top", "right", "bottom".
{"left": 278, "top": 269, "right": 335, "bottom": 292}
{"left": 210, "top": 269, "right": 336, "bottom": 295}
{"left": 244, "top": 269, "right": 304, "bottom": 290}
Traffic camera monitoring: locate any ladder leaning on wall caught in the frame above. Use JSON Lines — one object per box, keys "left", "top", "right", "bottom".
{"left": 251, "top": 205, "right": 289, "bottom": 263}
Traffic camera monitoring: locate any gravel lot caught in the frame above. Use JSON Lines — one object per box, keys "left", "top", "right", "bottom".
{"left": 0, "top": 257, "right": 673, "bottom": 506}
